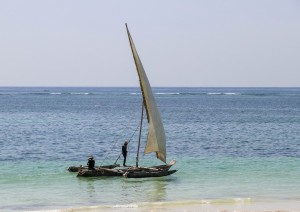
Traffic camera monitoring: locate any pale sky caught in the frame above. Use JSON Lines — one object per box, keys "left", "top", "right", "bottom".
{"left": 0, "top": 0, "right": 299, "bottom": 87}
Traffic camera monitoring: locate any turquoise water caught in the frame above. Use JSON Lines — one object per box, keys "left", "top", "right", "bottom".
{"left": 0, "top": 87, "right": 299, "bottom": 211}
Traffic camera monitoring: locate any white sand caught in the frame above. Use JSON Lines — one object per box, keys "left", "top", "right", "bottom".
{"left": 58, "top": 200, "right": 300, "bottom": 212}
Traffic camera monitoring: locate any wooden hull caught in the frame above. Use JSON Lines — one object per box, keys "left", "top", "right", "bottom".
{"left": 77, "top": 168, "right": 124, "bottom": 177}
{"left": 68, "top": 164, "right": 120, "bottom": 172}
{"left": 124, "top": 169, "right": 177, "bottom": 178}
{"left": 123, "top": 161, "right": 177, "bottom": 178}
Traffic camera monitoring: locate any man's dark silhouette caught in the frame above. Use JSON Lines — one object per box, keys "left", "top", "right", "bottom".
{"left": 122, "top": 141, "right": 128, "bottom": 166}
{"left": 87, "top": 156, "right": 95, "bottom": 170}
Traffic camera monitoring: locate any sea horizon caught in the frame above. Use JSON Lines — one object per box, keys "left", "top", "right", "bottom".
{"left": 0, "top": 86, "right": 299, "bottom": 88}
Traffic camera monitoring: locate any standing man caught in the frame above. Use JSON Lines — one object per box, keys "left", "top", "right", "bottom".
{"left": 122, "top": 141, "right": 128, "bottom": 166}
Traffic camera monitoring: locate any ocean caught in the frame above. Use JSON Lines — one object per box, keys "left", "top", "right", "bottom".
{"left": 0, "top": 87, "right": 299, "bottom": 211}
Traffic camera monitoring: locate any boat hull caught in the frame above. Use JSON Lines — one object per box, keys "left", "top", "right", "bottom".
{"left": 77, "top": 168, "right": 124, "bottom": 177}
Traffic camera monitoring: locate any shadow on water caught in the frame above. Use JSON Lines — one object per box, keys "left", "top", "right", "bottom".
{"left": 122, "top": 177, "right": 178, "bottom": 202}
{"left": 123, "top": 177, "right": 178, "bottom": 183}
{"left": 74, "top": 174, "right": 178, "bottom": 204}
{"left": 86, "top": 181, "right": 96, "bottom": 198}
{"left": 76, "top": 177, "right": 104, "bottom": 199}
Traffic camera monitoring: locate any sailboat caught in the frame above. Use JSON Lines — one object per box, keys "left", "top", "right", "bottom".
{"left": 76, "top": 24, "right": 177, "bottom": 178}
{"left": 122, "top": 24, "right": 176, "bottom": 178}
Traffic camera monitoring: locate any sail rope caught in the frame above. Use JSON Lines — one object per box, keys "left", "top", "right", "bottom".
{"left": 112, "top": 124, "right": 140, "bottom": 165}
{"left": 100, "top": 124, "right": 140, "bottom": 166}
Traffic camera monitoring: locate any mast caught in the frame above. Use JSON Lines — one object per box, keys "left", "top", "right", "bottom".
{"left": 136, "top": 103, "right": 144, "bottom": 167}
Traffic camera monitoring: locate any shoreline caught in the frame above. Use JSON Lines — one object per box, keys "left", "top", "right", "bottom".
{"left": 25, "top": 199, "right": 300, "bottom": 212}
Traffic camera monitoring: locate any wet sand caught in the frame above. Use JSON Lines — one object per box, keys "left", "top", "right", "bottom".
{"left": 55, "top": 200, "right": 300, "bottom": 212}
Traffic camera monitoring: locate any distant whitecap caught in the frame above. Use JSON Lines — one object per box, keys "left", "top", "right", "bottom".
{"left": 207, "top": 92, "right": 222, "bottom": 95}
{"left": 155, "top": 93, "right": 180, "bottom": 95}
{"left": 224, "top": 92, "right": 240, "bottom": 95}
{"left": 70, "top": 92, "right": 90, "bottom": 95}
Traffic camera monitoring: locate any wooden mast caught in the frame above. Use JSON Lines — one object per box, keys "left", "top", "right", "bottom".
{"left": 136, "top": 103, "right": 144, "bottom": 167}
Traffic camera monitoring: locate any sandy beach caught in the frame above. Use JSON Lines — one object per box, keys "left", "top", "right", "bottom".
{"left": 36, "top": 199, "right": 300, "bottom": 212}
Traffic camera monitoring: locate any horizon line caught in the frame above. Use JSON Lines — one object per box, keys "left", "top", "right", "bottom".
{"left": 0, "top": 86, "right": 299, "bottom": 88}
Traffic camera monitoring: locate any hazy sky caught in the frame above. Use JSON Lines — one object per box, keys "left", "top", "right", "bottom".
{"left": 0, "top": 0, "right": 299, "bottom": 87}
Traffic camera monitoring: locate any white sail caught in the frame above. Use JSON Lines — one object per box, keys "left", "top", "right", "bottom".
{"left": 126, "top": 24, "right": 166, "bottom": 163}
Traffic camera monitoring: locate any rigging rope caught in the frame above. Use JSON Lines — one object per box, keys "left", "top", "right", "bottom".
{"left": 113, "top": 124, "right": 140, "bottom": 164}
{"left": 100, "top": 124, "right": 140, "bottom": 166}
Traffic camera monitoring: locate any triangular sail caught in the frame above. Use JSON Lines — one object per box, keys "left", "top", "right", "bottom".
{"left": 126, "top": 24, "right": 166, "bottom": 163}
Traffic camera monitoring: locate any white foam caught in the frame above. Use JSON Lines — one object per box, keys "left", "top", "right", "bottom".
{"left": 224, "top": 92, "right": 240, "bottom": 95}
{"left": 207, "top": 92, "right": 221, "bottom": 95}
{"left": 70, "top": 92, "right": 89, "bottom": 95}
{"left": 112, "top": 204, "right": 138, "bottom": 208}
{"left": 155, "top": 93, "right": 180, "bottom": 95}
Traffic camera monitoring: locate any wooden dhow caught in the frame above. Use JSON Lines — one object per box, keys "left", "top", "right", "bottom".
{"left": 74, "top": 24, "right": 177, "bottom": 178}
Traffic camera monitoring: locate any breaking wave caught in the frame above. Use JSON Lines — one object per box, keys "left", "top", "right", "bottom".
{"left": 29, "top": 198, "right": 253, "bottom": 212}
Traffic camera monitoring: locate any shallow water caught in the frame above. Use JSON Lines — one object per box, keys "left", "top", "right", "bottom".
{"left": 0, "top": 87, "right": 299, "bottom": 211}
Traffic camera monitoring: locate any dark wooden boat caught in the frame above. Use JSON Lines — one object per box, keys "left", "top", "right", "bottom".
{"left": 76, "top": 160, "right": 176, "bottom": 178}
{"left": 76, "top": 161, "right": 177, "bottom": 178}
{"left": 68, "top": 164, "right": 120, "bottom": 172}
